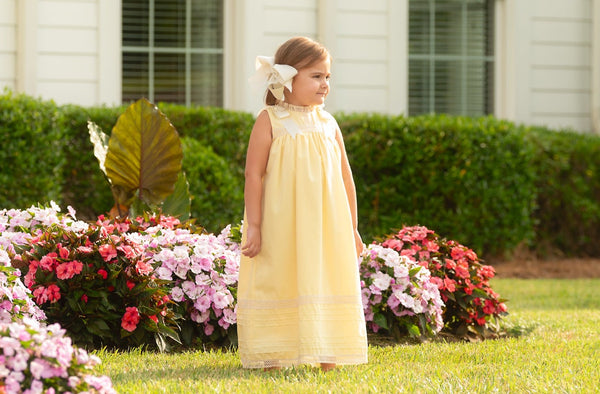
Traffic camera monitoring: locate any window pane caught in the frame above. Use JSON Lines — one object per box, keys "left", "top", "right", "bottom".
{"left": 155, "top": 0, "right": 186, "bottom": 48}
{"left": 192, "top": 0, "right": 223, "bottom": 49}
{"left": 122, "top": 0, "right": 224, "bottom": 107}
{"left": 123, "top": 52, "right": 149, "bottom": 103}
{"left": 123, "top": 0, "right": 149, "bottom": 47}
{"left": 191, "top": 53, "right": 223, "bottom": 106}
{"left": 155, "top": 53, "right": 185, "bottom": 104}
{"left": 408, "top": 0, "right": 494, "bottom": 116}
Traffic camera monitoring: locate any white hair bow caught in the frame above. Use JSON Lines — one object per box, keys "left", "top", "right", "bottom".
{"left": 248, "top": 56, "right": 298, "bottom": 101}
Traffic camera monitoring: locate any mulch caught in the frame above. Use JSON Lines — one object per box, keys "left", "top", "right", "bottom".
{"left": 491, "top": 258, "right": 600, "bottom": 279}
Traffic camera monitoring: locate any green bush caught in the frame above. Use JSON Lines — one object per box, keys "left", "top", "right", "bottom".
{"left": 181, "top": 137, "right": 244, "bottom": 232}
{"left": 58, "top": 104, "right": 122, "bottom": 218}
{"left": 3, "top": 92, "right": 600, "bottom": 258}
{"left": 526, "top": 127, "right": 600, "bottom": 256}
{"left": 339, "top": 113, "right": 538, "bottom": 256}
{"left": 0, "top": 91, "right": 66, "bottom": 208}
{"left": 158, "top": 104, "right": 254, "bottom": 180}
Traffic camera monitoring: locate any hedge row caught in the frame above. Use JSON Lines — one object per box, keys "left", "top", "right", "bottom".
{"left": 1, "top": 91, "right": 600, "bottom": 257}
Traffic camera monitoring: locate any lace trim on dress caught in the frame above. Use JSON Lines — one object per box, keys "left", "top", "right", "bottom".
{"left": 275, "top": 100, "right": 320, "bottom": 112}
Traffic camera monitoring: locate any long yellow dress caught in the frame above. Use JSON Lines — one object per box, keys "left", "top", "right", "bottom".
{"left": 237, "top": 102, "right": 368, "bottom": 369}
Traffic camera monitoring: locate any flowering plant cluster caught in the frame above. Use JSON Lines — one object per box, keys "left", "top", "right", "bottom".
{"left": 13, "top": 211, "right": 180, "bottom": 350}
{"left": 1, "top": 248, "right": 46, "bottom": 325}
{"left": 359, "top": 244, "right": 444, "bottom": 340}
{"left": 0, "top": 317, "right": 115, "bottom": 394}
{"left": 381, "top": 226, "right": 508, "bottom": 340}
{"left": 133, "top": 220, "right": 239, "bottom": 347}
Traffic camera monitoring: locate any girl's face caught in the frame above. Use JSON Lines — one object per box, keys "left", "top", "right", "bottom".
{"left": 285, "top": 58, "right": 331, "bottom": 106}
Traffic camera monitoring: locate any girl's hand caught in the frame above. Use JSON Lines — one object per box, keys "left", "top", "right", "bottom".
{"left": 354, "top": 229, "right": 364, "bottom": 258}
{"left": 242, "top": 224, "right": 261, "bottom": 258}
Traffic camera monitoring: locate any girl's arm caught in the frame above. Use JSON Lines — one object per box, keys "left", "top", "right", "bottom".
{"left": 242, "top": 110, "right": 272, "bottom": 258}
{"left": 335, "top": 128, "right": 364, "bottom": 258}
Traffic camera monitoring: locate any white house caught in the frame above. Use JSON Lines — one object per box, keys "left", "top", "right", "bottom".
{"left": 1, "top": 0, "right": 599, "bottom": 134}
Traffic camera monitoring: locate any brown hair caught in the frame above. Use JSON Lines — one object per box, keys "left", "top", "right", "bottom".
{"left": 265, "top": 36, "right": 330, "bottom": 105}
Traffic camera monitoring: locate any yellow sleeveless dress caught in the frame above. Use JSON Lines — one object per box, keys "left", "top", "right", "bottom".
{"left": 237, "top": 102, "right": 368, "bottom": 369}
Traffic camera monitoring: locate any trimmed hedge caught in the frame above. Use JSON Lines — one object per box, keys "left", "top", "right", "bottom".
{"left": 526, "top": 127, "right": 600, "bottom": 256}
{"left": 0, "top": 91, "right": 66, "bottom": 208}
{"left": 2, "top": 91, "right": 600, "bottom": 258}
{"left": 339, "top": 113, "right": 538, "bottom": 256}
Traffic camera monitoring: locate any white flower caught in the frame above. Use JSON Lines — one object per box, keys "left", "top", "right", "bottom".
{"left": 371, "top": 272, "right": 393, "bottom": 292}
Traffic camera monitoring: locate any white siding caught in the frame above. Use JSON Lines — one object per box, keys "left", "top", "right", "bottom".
{"left": 36, "top": 0, "right": 99, "bottom": 106}
{"left": 528, "top": 0, "right": 593, "bottom": 132}
{"left": 327, "top": 1, "right": 390, "bottom": 113}
{"left": 0, "top": 0, "right": 17, "bottom": 90}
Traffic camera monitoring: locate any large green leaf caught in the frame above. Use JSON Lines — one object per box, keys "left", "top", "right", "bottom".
{"left": 105, "top": 98, "right": 183, "bottom": 206}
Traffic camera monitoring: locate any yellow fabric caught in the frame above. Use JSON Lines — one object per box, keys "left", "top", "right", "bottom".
{"left": 238, "top": 103, "right": 368, "bottom": 369}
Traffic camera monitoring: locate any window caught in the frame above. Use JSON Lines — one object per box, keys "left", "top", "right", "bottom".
{"left": 122, "top": 0, "right": 223, "bottom": 106}
{"left": 408, "top": 0, "right": 494, "bottom": 116}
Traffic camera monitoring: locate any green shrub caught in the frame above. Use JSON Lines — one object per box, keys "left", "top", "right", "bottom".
{"left": 526, "top": 127, "right": 600, "bottom": 256}
{"left": 181, "top": 137, "right": 244, "bottom": 232}
{"left": 158, "top": 104, "right": 254, "bottom": 180}
{"left": 339, "top": 113, "right": 538, "bottom": 256}
{"left": 58, "top": 104, "right": 121, "bottom": 219}
{"left": 0, "top": 91, "right": 66, "bottom": 208}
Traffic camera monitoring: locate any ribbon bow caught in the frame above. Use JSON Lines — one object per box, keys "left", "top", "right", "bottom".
{"left": 248, "top": 56, "right": 298, "bottom": 101}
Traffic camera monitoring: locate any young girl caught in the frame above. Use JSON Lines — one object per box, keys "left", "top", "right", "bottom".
{"left": 238, "top": 36, "right": 368, "bottom": 371}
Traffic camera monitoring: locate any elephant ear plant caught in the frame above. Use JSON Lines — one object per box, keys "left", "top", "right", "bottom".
{"left": 88, "top": 98, "right": 191, "bottom": 219}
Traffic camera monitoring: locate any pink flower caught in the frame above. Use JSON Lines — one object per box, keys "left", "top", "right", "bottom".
{"left": 97, "top": 269, "right": 108, "bottom": 280}
{"left": 58, "top": 247, "right": 70, "bottom": 259}
{"left": 450, "top": 247, "right": 465, "bottom": 261}
{"left": 135, "top": 260, "right": 153, "bottom": 275}
{"left": 121, "top": 306, "right": 140, "bottom": 332}
{"left": 39, "top": 252, "right": 58, "bottom": 271}
{"left": 55, "top": 260, "right": 83, "bottom": 280}
{"left": 98, "top": 244, "right": 117, "bottom": 262}
{"left": 47, "top": 284, "right": 61, "bottom": 303}
{"left": 81, "top": 294, "right": 88, "bottom": 303}
{"left": 204, "top": 324, "right": 214, "bottom": 336}
{"left": 126, "top": 280, "right": 135, "bottom": 290}
{"left": 148, "top": 315, "right": 158, "bottom": 323}
{"left": 33, "top": 286, "right": 49, "bottom": 304}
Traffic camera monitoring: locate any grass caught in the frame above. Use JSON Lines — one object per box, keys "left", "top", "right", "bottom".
{"left": 95, "top": 279, "right": 600, "bottom": 393}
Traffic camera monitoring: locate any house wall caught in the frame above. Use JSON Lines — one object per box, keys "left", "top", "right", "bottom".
{"left": 3, "top": 0, "right": 120, "bottom": 107}
{"left": 228, "top": 0, "right": 408, "bottom": 115}
{"left": 0, "top": 0, "right": 17, "bottom": 91}
{"left": 1, "top": 0, "right": 598, "bottom": 134}
{"left": 529, "top": 0, "right": 593, "bottom": 132}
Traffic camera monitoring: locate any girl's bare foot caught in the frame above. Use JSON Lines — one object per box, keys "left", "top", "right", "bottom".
{"left": 320, "top": 363, "right": 336, "bottom": 372}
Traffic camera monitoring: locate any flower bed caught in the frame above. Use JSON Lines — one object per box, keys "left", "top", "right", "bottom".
{"left": 381, "top": 226, "right": 508, "bottom": 339}
{"left": 2, "top": 204, "right": 508, "bottom": 349}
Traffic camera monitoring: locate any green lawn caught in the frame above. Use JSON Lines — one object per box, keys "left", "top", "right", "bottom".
{"left": 96, "top": 279, "right": 600, "bottom": 393}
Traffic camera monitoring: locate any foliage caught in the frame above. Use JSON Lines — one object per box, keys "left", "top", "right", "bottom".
{"left": 359, "top": 244, "right": 444, "bottom": 340}
{"left": 339, "top": 113, "right": 538, "bottom": 256}
{"left": 181, "top": 137, "right": 243, "bottom": 232}
{"left": 14, "top": 213, "right": 180, "bottom": 350}
{"left": 4, "top": 92, "right": 600, "bottom": 257}
{"left": 0, "top": 91, "right": 66, "bottom": 209}
{"left": 0, "top": 318, "right": 116, "bottom": 394}
{"left": 526, "top": 126, "right": 600, "bottom": 256}
{"left": 381, "top": 226, "right": 508, "bottom": 340}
